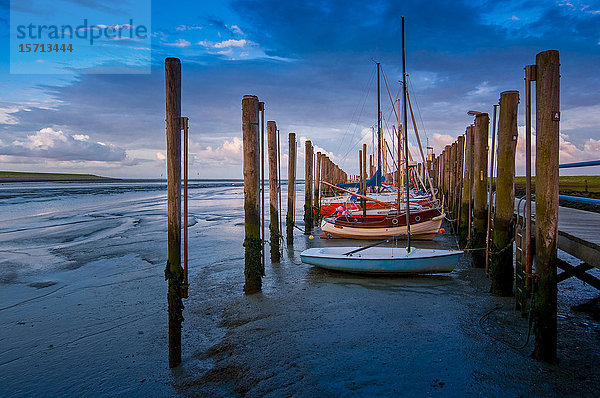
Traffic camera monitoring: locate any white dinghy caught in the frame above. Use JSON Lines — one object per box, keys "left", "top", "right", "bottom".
{"left": 301, "top": 246, "right": 462, "bottom": 274}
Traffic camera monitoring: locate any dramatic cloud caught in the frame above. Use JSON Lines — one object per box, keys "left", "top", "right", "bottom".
{"left": 0, "top": 128, "right": 128, "bottom": 162}
{"left": 0, "top": 0, "right": 598, "bottom": 178}
{"left": 189, "top": 136, "right": 243, "bottom": 165}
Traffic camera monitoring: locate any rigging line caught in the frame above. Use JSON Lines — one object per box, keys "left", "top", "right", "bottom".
{"left": 380, "top": 65, "right": 400, "bottom": 127}
{"left": 339, "top": 66, "right": 376, "bottom": 152}
{"left": 408, "top": 76, "right": 430, "bottom": 145}
{"left": 339, "top": 67, "right": 376, "bottom": 163}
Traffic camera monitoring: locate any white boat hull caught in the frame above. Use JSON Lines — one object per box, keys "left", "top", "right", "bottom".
{"left": 320, "top": 214, "right": 444, "bottom": 240}
{"left": 300, "top": 247, "right": 463, "bottom": 274}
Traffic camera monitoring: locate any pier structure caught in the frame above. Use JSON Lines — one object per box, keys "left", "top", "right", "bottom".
{"left": 429, "top": 50, "right": 600, "bottom": 364}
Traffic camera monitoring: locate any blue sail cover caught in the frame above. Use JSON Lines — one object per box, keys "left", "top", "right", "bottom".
{"left": 337, "top": 169, "right": 385, "bottom": 189}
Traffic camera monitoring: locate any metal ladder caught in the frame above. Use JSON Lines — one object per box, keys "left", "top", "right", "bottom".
{"left": 514, "top": 197, "right": 529, "bottom": 317}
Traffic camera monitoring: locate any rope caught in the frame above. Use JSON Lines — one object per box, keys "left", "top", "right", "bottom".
{"left": 478, "top": 290, "right": 535, "bottom": 350}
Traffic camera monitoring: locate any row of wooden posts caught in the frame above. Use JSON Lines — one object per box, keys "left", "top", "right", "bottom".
{"left": 304, "top": 141, "right": 348, "bottom": 233}
{"left": 430, "top": 50, "right": 560, "bottom": 362}
{"left": 241, "top": 96, "right": 348, "bottom": 295}
{"left": 164, "top": 50, "right": 559, "bottom": 368}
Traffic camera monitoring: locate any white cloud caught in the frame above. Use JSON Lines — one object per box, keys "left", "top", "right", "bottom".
{"left": 176, "top": 24, "right": 203, "bottom": 31}
{"left": 0, "top": 106, "right": 22, "bottom": 125}
{"left": 515, "top": 126, "right": 599, "bottom": 174}
{"left": 431, "top": 133, "right": 455, "bottom": 154}
{"left": 467, "top": 81, "right": 497, "bottom": 97}
{"left": 214, "top": 39, "right": 248, "bottom": 48}
{"left": 198, "top": 39, "right": 252, "bottom": 49}
{"left": 229, "top": 25, "right": 244, "bottom": 35}
{"left": 189, "top": 136, "right": 243, "bottom": 164}
{"left": 560, "top": 104, "right": 600, "bottom": 130}
{"left": 164, "top": 39, "right": 191, "bottom": 48}
{"left": 155, "top": 151, "right": 166, "bottom": 161}
{"left": 0, "top": 128, "right": 128, "bottom": 162}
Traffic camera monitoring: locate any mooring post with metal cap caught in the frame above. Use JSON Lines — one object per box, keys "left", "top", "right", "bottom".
{"left": 490, "top": 92, "right": 519, "bottom": 296}
{"left": 267, "top": 121, "right": 280, "bottom": 263}
{"left": 517, "top": 64, "right": 536, "bottom": 316}
{"left": 182, "top": 116, "right": 189, "bottom": 299}
{"left": 286, "top": 133, "right": 297, "bottom": 244}
{"left": 242, "top": 95, "right": 263, "bottom": 294}
{"left": 165, "top": 57, "right": 184, "bottom": 368}
{"left": 485, "top": 104, "right": 498, "bottom": 275}
{"left": 534, "top": 50, "right": 560, "bottom": 363}
{"left": 471, "top": 113, "right": 490, "bottom": 268}
{"left": 259, "top": 102, "right": 265, "bottom": 273}
{"left": 459, "top": 126, "right": 473, "bottom": 246}
{"left": 314, "top": 152, "right": 322, "bottom": 226}
{"left": 456, "top": 136, "right": 464, "bottom": 231}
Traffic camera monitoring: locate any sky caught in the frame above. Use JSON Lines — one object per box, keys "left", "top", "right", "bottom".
{"left": 0, "top": 0, "right": 599, "bottom": 179}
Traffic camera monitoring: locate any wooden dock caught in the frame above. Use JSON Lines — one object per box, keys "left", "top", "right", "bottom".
{"left": 522, "top": 202, "right": 600, "bottom": 289}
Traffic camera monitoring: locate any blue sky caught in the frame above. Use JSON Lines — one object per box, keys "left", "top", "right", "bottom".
{"left": 0, "top": 0, "right": 599, "bottom": 178}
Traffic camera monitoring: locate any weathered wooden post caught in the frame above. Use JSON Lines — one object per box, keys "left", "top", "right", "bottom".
{"left": 444, "top": 146, "right": 451, "bottom": 207}
{"left": 456, "top": 136, "right": 464, "bottom": 228}
{"left": 490, "top": 91, "right": 519, "bottom": 296}
{"left": 459, "top": 126, "right": 473, "bottom": 246}
{"left": 449, "top": 142, "right": 457, "bottom": 217}
{"left": 314, "top": 152, "right": 322, "bottom": 225}
{"left": 304, "top": 140, "right": 313, "bottom": 234}
{"left": 267, "top": 121, "right": 280, "bottom": 263}
{"left": 165, "top": 57, "right": 183, "bottom": 368}
{"left": 362, "top": 144, "right": 367, "bottom": 217}
{"left": 472, "top": 113, "right": 489, "bottom": 268}
{"left": 286, "top": 133, "right": 297, "bottom": 244}
{"left": 534, "top": 50, "right": 560, "bottom": 363}
{"left": 242, "top": 95, "right": 262, "bottom": 294}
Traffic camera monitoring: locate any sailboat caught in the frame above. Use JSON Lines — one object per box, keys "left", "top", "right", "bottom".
{"left": 301, "top": 17, "right": 463, "bottom": 274}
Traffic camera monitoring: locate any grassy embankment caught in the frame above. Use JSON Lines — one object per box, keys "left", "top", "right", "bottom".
{"left": 514, "top": 175, "right": 600, "bottom": 197}
{"left": 0, "top": 171, "right": 116, "bottom": 182}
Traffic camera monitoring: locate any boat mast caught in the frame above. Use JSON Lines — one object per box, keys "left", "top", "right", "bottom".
{"left": 377, "top": 61, "right": 382, "bottom": 188}
{"left": 402, "top": 16, "right": 411, "bottom": 252}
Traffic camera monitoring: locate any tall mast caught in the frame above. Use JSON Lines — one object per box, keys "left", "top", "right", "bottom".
{"left": 377, "top": 62, "right": 382, "bottom": 185}
{"left": 402, "top": 16, "right": 411, "bottom": 252}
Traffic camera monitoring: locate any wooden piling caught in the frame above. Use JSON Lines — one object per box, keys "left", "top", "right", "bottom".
{"left": 490, "top": 91, "right": 519, "bottom": 296}
{"left": 459, "top": 126, "right": 473, "bottom": 246}
{"left": 456, "top": 135, "right": 464, "bottom": 229}
{"left": 267, "top": 121, "right": 280, "bottom": 263}
{"left": 444, "top": 146, "right": 451, "bottom": 206}
{"left": 534, "top": 50, "right": 560, "bottom": 363}
{"left": 304, "top": 140, "right": 313, "bottom": 234}
{"left": 314, "top": 152, "right": 322, "bottom": 225}
{"left": 242, "top": 95, "right": 263, "bottom": 294}
{"left": 472, "top": 114, "right": 489, "bottom": 268}
{"left": 449, "top": 142, "right": 457, "bottom": 217}
{"left": 286, "top": 133, "right": 297, "bottom": 244}
{"left": 362, "top": 144, "right": 367, "bottom": 217}
{"left": 165, "top": 57, "right": 183, "bottom": 368}
{"left": 471, "top": 113, "right": 490, "bottom": 268}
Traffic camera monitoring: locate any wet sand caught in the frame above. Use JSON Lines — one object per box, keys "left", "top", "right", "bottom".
{"left": 1, "top": 181, "right": 598, "bottom": 396}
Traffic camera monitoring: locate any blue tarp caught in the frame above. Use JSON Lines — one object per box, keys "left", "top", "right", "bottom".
{"left": 337, "top": 169, "right": 385, "bottom": 189}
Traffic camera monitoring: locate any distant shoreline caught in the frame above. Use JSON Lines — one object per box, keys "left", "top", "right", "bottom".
{"left": 0, "top": 171, "right": 121, "bottom": 182}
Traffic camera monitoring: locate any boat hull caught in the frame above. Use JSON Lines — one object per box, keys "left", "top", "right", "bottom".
{"left": 300, "top": 247, "right": 463, "bottom": 274}
{"left": 321, "top": 213, "right": 444, "bottom": 240}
